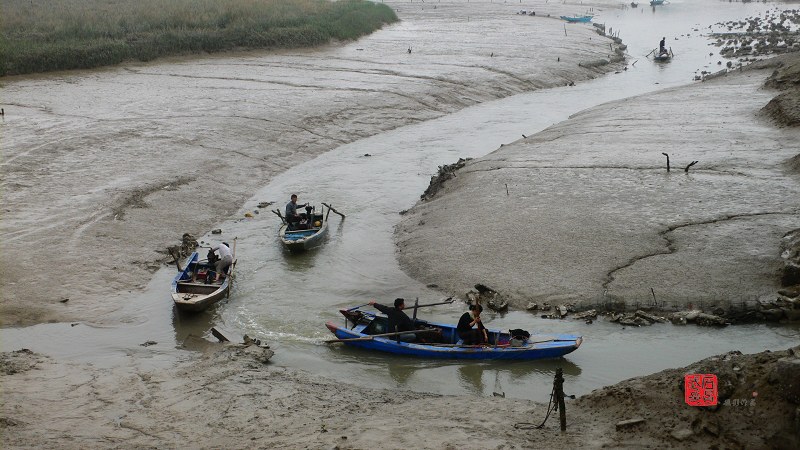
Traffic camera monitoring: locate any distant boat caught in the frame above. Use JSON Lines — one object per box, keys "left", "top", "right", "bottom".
{"left": 653, "top": 48, "right": 674, "bottom": 62}
{"left": 630, "top": 2, "right": 639, "bottom": 7}
{"left": 650, "top": 0, "right": 665, "bottom": 5}
{"left": 560, "top": 15, "right": 593, "bottom": 23}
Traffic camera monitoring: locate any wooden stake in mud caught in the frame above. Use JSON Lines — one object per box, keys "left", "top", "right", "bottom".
{"left": 555, "top": 368, "right": 567, "bottom": 431}
{"left": 662, "top": 152, "right": 670, "bottom": 172}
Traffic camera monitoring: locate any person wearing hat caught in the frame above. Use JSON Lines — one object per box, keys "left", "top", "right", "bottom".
{"left": 369, "top": 298, "right": 417, "bottom": 342}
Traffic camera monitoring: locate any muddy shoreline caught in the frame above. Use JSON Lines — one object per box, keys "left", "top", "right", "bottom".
{"left": 395, "top": 52, "right": 800, "bottom": 325}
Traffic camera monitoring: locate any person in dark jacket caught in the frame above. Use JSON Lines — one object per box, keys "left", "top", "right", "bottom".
{"left": 369, "top": 298, "right": 416, "bottom": 342}
{"left": 457, "top": 304, "right": 487, "bottom": 345}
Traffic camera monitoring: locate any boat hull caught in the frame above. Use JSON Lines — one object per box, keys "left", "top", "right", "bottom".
{"left": 560, "top": 15, "right": 593, "bottom": 23}
{"left": 279, "top": 205, "right": 330, "bottom": 252}
{"left": 325, "top": 311, "right": 582, "bottom": 360}
{"left": 171, "top": 252, "right": 233, "bottom": 312}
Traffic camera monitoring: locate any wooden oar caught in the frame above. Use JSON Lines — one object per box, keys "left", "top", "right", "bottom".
{"left": 325, "top": 328, "right": 439, "bottom": 344}
{"left": 321, "top": 202, "right": 345, "bottom": 219}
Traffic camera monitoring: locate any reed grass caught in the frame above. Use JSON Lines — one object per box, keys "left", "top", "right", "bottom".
{"left": 0, "top": 0, "right": 398, "bottom": 76}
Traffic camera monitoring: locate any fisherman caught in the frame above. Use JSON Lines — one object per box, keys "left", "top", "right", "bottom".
{"left": 285, "top": 194, "right": 309, "bottom": 229}
{"left": 659, "top": 37, "right": 667, "bottom": 55}
{"left": 209, "top": 242, "right": 232, "bottom": 282}
{"left": 369, "top": 298, "right": 417, "bottom": 342}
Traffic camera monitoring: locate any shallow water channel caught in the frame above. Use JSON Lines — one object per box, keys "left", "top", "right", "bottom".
{"left": 3, "top": 1, "right": 799, "bottom": 401}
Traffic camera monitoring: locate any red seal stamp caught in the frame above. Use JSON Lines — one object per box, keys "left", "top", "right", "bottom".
{"left": 684, "top": 374, "right": 718, "bottom": 406}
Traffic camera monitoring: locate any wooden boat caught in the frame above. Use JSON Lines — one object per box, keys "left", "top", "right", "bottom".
{"left": 560, "top": 15, "right": 593, "bottom": 23}
{"left": 325, "top": 308, "right": 582, "bottom": 360}
{"left": 279, "top": 203, "right": 332, "bottom": 252}
{"left": 653, "top": 48, "right": 673, "bottom": 62}
{"left": 172, "top": 251, "right": 235, "bottom": 312}
{"left": 650, "top": 0, "right": 665, "bottom": 5}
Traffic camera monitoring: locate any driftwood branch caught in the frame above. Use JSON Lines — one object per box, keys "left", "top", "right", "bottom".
{"left": 271, "top": 209, "right": 286, "bottom": 223}
{"left": 211, "top": 327, "right": 230, "bottom": 343}
{"left": 685, "top": 161, "right": 698, "bottom": 172}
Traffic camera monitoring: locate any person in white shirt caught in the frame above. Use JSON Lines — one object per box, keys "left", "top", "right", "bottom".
{"left": 210, "top": 242, "right": 232, "bottom": 282}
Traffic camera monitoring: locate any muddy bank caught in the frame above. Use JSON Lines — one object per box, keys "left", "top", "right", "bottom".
{"left": 396, "top": 52, "right": 800, "bottom": 316}
{"left": 2, "top": 344, "right": 797, "bottom": 448}
{"left": 0, "top": 1, "right": 625, "bottom": 326}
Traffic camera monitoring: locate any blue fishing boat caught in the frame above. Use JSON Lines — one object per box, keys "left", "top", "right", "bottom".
{"left": 325, "top": 307, "right": 582, "bottom": 360}
{"left": 560, "top": 15, "right": 593, "bottom": 23}
{"left": 172, "top": 250, "right": 236, "bottom": 312}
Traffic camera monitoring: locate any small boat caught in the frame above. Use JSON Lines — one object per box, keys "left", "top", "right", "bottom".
{"left": 630, "top": 2, "right": 639, "bottom": 7}
{"left": 560, "top": 15, "right": 593, "bottom": 23}
{"left": 279, "top": 203, "right": 332, "bottom": 252}
{"left": 650, "top": 0, "right": 665, "bottom": 5}
{"left": 325, "top": 307, "right": 583, "bottom": 360}
{"left": 172, "top": 250, "right": 236, "bottom": 312}
{"left": 653, "top": 48, "right": 673, "bottom": 62}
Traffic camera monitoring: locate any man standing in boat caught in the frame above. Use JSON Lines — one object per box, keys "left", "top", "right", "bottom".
{"left": 210, "top": 242, "right": 232, "bottom": 282}
{"left": 659, "top": 37, "right": 667, "bottom": 55}
{"left": 285, "top": 194, "right": 309, "bottom": 228}
{"left": 369, "top": 298, "right": 416, "bottom": 342}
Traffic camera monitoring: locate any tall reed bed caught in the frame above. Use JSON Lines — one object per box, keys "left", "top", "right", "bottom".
{"left": 0, "top": 0, "right": 398, "bottom": 75}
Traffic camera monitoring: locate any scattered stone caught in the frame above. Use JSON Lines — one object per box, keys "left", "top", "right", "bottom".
{"left": 616, "top": 418, "right": 646, "bottom": 429}
{"left": 211, "top": 229, "right": 222, "bottom": 234}
{"left": 572, "top": 309, "right": 597, "bottom": 320}
{"left": 526, "top": 302, "right": 538, "bottom": 311}
{"left": 635, "top": 310, "right": 667, "bottom": 324}
{"left": 670, "top": 428, "right": 693, "bottom": 441}
{"left": 59, "top": 298, "right": 69, "bottom": 303}
{"left": 467, "top": 284, "right": 509, "bottom": 312}
{"left": 771, "top": 356, "right": 800, "bottom": 404}
{"left": 420, "top": 158, "right": 471, "bottom": 201}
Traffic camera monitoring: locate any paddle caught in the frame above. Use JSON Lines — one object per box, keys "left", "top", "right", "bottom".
{"left": 346, "top": 297, "right": 453, "bottom": 313}
{"left": 321, "top": 202, "right": 345, "bottom": 219}
{"left": 325, "top": 328, "right": 440, "bottom": 344}
{"left": 347, "top": 303, "right": 371, "bottom": 311}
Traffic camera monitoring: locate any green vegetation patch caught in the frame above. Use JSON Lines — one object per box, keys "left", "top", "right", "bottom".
{"left": 0, "top": 0, "right": 398, "bottom": 76}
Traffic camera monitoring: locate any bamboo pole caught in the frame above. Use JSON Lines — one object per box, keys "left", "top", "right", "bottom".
{"left": 321, "top": 202, "right": 345, "bottom": 218}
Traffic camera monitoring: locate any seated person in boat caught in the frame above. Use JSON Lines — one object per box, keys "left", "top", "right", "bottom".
{"left": 457, "top": 304, "right": 488, "bottom": 345}
{"left": 285, "top": 194, "right": 310, "bottom": 229}
{"left": 369, "top": 298, "right": 417, "bottom": 342}
{"left": 659, "top": 37, "right": 667, "bottom": 55}
{"left": 209, "top": 242, "right": 232, "bottom": 282}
